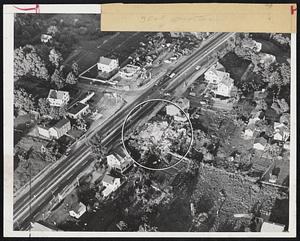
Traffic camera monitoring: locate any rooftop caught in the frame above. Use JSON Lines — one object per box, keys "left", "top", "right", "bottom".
{"left": 72, "top": 202, "right": 86, "bottom": 214}
{"left": 48, "top": 89, "right": 69, "bottom": 100}
{"left": 53, "top": 118, "right": 70, "bottom": 129}
{"left": 98, "top": 56, "right": 117, "bottom": 66}
{"left": 219, "top": 77, "right": 234, "bottom": 87}
{"left": 254, "top": 137, "right": 268, "bottom": 145}
{"left": 68, "top": 102, "right": 88, "bottom": 115}
{"left": 102, "top": 174, "right": 118, "bottom": 185}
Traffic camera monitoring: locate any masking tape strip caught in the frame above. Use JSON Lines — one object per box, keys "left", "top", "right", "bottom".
{"left": 101, "top": 3, "right": 297, "bottom": 33}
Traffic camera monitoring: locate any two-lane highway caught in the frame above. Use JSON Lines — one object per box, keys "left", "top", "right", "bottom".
{"left": 13, "top": 32, "right": 235, "bottom": 230}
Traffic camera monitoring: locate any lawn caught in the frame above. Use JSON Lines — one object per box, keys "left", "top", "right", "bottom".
{"left": 70, "top": 32, "right": 152, "bottom": 74}
{"left": 219, "top": 52, "right": 251, "bottom": 83}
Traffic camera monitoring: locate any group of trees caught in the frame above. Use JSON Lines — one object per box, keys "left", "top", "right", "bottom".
{"left": 269, "top": 33, "right": 291, "bottom": 48}
{"left": 89, "top": 133, "right": 107, "bottom": 160}
{"left": 14, "top": 86, "right": 69, "bottom": 119}
{"left": 261, "top": 63, "right": 290, "bottom": 98}
{"left": 14, "top": 88, "right": 36, "bottom": 116}
{"left": 14, "top": 45, "right": 49, "bottom": 81}
{"left": 14, "top": 14, "right": 51, "bottom": 48}
{"left": 50, "top": 61, "right": 79, "bottom": 89}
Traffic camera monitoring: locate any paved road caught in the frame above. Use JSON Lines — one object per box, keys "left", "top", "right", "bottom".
{"left": 13, "top": 32, "right": 235, "bottom": 230}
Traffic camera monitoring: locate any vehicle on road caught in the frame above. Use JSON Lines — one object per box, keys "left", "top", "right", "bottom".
{"left": 195, "top": 65, "right": 201, "bottom": 70}
{"left": 163, "top": 91, "right": 171, "bottom": 96}
{"left": 168, "top": 73, "right": 176, "bottom": 78}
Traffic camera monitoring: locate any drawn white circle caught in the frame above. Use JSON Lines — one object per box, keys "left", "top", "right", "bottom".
{"left": 121, "top": 98, "right": 194, "bottom": 171}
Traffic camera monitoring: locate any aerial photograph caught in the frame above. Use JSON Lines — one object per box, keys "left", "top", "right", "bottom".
{"left": 13, "top": 13, "right": 291, "bottom": 233}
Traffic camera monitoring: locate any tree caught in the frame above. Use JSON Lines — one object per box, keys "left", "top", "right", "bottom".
{"left": 74, "top": 118, "right": 87, "bottom": 131}
{"left": 43, "top": 148, "right": 57, "bottom": 162}
{"left": 14, "top": 45, "right": 49, "bottom": 81}
{"left": 66, "top": 71, "right": 77, "bottom": 84}
{"left": 47, "top": 25, "right": 59, "bottom": 36}
{"left": 262, "top": 63, "right": 290, "bottom": 97}
{"left": 14, "top": 88, "right": 35, "bottom": 115}
{"left": 278, "top": 63, "right": 290, "bottom": 86}
{"left": 72, "top": 62, "right": 79, "bottom": 76}
{"left": 38, "top": 98, "right": 51, "bottom": 116}
{"left": 49, "top": 48, "right": 63, "bottom": 68}
{"left": 270, "top": 33, "right": 290, "bottom": 47}
{"left": 138, "top": 223, "right": 158, "bottom": 232}
{"left": 50, "top": 105, "right": 67, "bottom": 120}
{"left": 51, "top": 69, "right": 65, "bottom": 89}
{"left": 89, "top": 133, "right": 107, "bottom": 160}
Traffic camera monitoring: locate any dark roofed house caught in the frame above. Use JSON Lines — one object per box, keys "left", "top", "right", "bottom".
{"left": 37, "top": 118, "right": 70, "bottom": 139}
{"left": 49, "top": 118, "right": 71, "bottom": 139}
{"left": 67, "top": 102, "right": 89, "bottom": 119}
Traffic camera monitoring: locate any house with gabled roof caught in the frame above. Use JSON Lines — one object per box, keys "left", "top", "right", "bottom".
{"left": 47, "top": 89, "right": 70, "bottom": 107}
{"left": 204, "top": 62, "right": 229, "bottom": 85}
{"left": 107, "top": 148, "right": 133, "bottom": 174}
{"left": 37, "top": 118, "right": 71, "bottom": 139}
{"left": 97, "top": 56, "right": 119, "bottom": 73}
{"left": 214, "top": 77, "right": 234, "bottom": 97}
{"left": 49, "top": 118, "right": 71, "bottom": 139}
{"left": 273, "top": 122, "right": 289, "bottom": 142}
{"left": 102, "top": 174, "right": 121, "bottom": 197}
{"left": 69, "top": 202, "right": 87, "bottom": 219}
{"left": 41, "top": 34, "right": 53, "bottom": 43}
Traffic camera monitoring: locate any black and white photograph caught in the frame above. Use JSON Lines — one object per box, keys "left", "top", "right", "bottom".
{"left": 3, "top": 3, "right": 296, "bottom": 237}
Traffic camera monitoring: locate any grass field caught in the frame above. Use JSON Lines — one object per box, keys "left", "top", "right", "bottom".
{"left": 69, "top": 32, "right": 152, "bottom": 74}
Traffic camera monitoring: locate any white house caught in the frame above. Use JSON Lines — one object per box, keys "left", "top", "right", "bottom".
{"left": 69, "top": 202, "right": 87, "bottom": 219}
{"left": 214, "top": 77, "right": 234, "bottom": 97}
{"left": 97, "top": 56, "right": 119, "bottom": 73}
{"left": 47, "top": 89, "right": 70, "bottom": 107}
{"left": 273, "top": 122, "right": 289, "bottom": 142}
{"left": 49, "top": 118, "right": 71, "bottom": 139}
{"left": 102, "top": 174, "right": 121, "bottom": 197}
{"left": 37, "top": 125, "right": 51, "bottom": 139}
{"left": 253, "top": 137, "right": 267, "bottom": 151}
{"left": 41, "top": 34, "right": 53, "bottom": 43}
{"left": 67, "top": 102, "right": 89, "bottom": 119}
{"left": 204, "top": 62, "right": 230, "bottom": 84}
{"left": 106, "top": 149, "right": 133, "bottom": 174}
{"left": 37, "top": 118, "right": 71, "bottom": 139}
{"left": 243, "top": 128, "right": 254, "bottom": 139}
